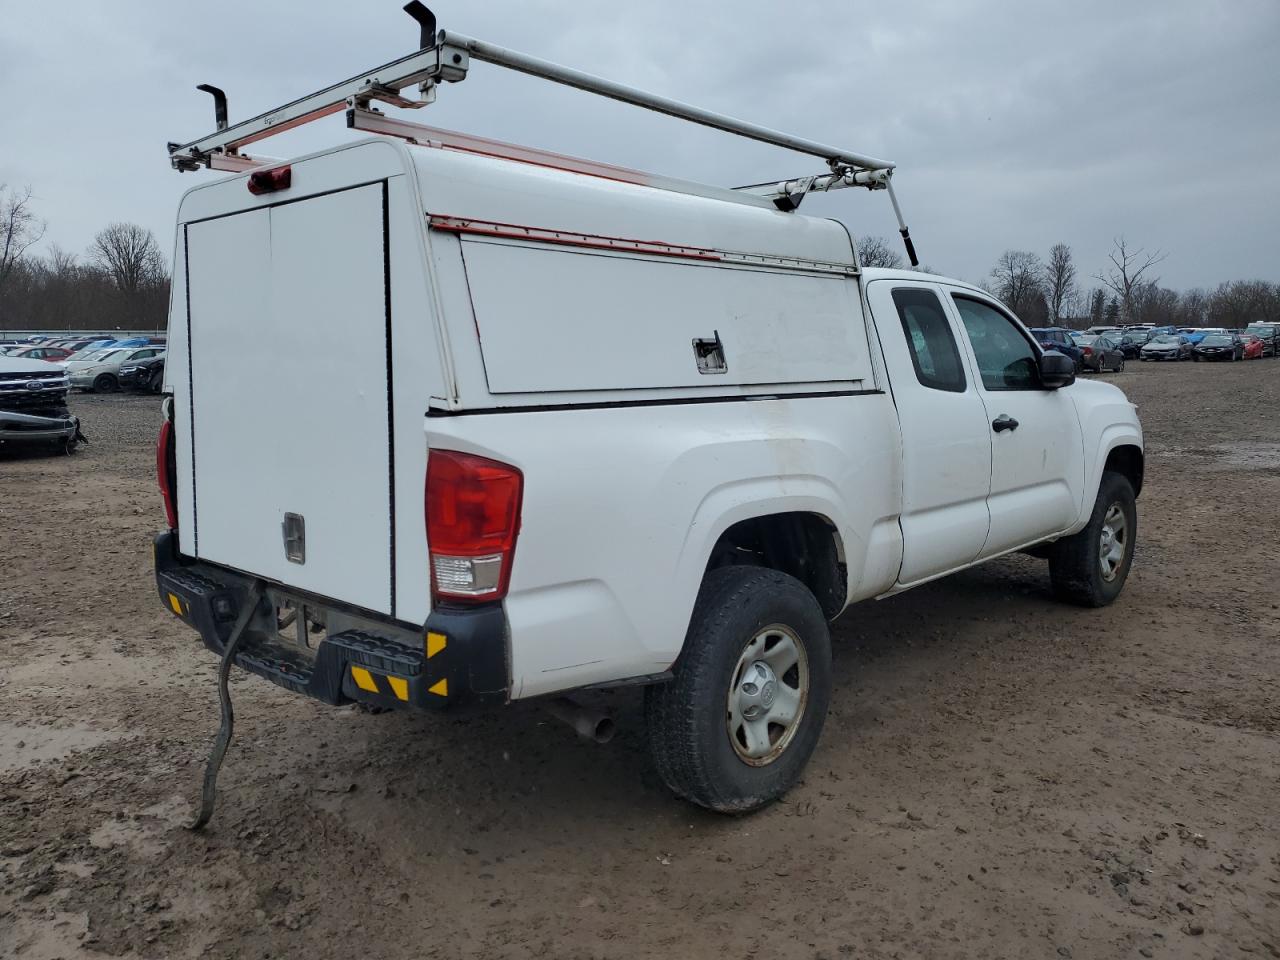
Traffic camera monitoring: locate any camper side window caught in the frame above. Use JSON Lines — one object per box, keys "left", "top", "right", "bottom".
{"left": 891, "top": 288, "right": 966, "bottom": 393}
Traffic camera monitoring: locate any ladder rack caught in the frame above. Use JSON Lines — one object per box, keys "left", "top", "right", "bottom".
{"left": 167, "top": 3, "right": 918, "bottom": 264}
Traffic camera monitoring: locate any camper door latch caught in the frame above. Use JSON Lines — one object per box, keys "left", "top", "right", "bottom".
{"left": 693, "top": 331, "right": 728, "bottom": 375}
{"left": 282, "top": 513, "right": 306, "bottom": 564}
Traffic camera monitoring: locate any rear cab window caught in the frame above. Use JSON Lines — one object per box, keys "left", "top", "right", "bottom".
{"left": 891, "top": 288, "right": 966, "bottom": 393}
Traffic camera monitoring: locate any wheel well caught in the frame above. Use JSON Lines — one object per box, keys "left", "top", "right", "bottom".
{"left": 705, "top": 512, "right": 847, "bottom": 620}
{"left": 1105, "top": 444, "right": 1144, "bottom": 497}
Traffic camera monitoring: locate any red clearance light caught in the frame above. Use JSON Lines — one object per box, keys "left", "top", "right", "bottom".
{"left": 425, "top": 450, "right": 523, "bottom": 604}
{"left": 157, "top": 419, "right": 178, "bottom": 529}
{"left": 247, "top": 165, "right": 291, "bottom": 195}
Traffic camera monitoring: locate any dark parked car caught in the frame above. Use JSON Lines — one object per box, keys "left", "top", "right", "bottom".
{"left": 1244, "top": 324, "right": 1279, "bottom": 357}
{"left": 119, "top": 354, "right": 165, "bottom": 393}
{"left": 1192, "top": 333, "right": 1244, "bottom": 362}
{"left": 1118, "top": 329, "right": 1153, "bottom": 358}
{"left": 1028, "top": 327, "right": 1085, "bottom": 371}
{"left": 1140, "top": 334, "right": 1192, "bottom": 361}
{"left": 1074, "top": 334, "right": 1125, "bottom": 372}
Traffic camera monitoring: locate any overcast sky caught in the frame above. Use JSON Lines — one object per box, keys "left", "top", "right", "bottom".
{"left": 3, "top": 0, "right": 1277, "bottom": 292}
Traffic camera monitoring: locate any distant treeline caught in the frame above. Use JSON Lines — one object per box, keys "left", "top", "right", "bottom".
{"left": 860, "top": 234, "right": 1279, "bottom": 330}
{"left": 1, "top": 186, "right": 169, "bottom": 332}
{"left": 4, "top": 183, "right": 1277, "bottom": 335}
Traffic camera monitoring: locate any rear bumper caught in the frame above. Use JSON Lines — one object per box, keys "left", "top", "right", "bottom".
{"left": 153, "top": 531, "right": 509, "bottom": 711}
{"left": 0, "top": 408, "right": 80, "bottom": 443}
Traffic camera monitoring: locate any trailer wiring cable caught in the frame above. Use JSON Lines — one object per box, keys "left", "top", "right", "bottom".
{"left": 188, "top": 580, "right": 264, "bottom": 830}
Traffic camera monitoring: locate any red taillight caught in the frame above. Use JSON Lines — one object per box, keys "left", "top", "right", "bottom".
{"left": 157, "top": 419, "right": 177, "bottom": 529}
{"left": 247, "top": 164, "right": 291, "bottom": 195}
{"left": 426, "top": 450, "right": 523, "bottom": 604}
{"left": 1083, "top": 347, "right": 1093, "bottom": 356}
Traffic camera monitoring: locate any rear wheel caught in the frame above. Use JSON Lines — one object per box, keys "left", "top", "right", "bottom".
{"left": 645, "top": 567, "right": 831, "bottom": 813}
{"left": 1048, "top": 471, "right": 1137, "bottom": 607}
{"left": 93, "top": 373, "right": 118, "bottom": 393}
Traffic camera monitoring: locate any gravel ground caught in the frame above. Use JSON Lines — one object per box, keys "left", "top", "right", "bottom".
{"left": 1, "top": 366, "right": 1278, "bottom": 960}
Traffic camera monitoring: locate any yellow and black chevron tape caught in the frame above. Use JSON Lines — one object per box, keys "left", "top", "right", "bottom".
{"left": 349, "top": 665, "right": 447, "bottom": 700}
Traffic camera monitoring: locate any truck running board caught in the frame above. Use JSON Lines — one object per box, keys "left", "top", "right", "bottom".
{"left": 167, "top": 4, "right": 918, "bottom": 263}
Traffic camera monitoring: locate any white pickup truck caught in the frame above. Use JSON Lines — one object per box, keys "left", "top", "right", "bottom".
{"left": 155, "top": 17, "right": 1142, "bottom": 812}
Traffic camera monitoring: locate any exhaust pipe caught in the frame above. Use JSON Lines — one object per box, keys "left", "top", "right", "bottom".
{"left": 546, "top": 697, "right": 616, "bottom": 744}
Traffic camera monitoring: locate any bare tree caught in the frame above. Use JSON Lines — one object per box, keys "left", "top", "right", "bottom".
{"left": 91, "top": 222, "right": 165, "bottom": 299}
{"left": 856, "top": 235, "right": 904, "bottom": 269}
{"left": 1209, "top": 280, "right": 1280, "bottom": 329}
{"left": 0, "top": 185, "right": 46, "bottom": 299}
{"left": 989, "top": 250, "right": 1045, "bottom": 318}
{"left": 1095, "top": 237, "right": 1166, "bottom": 324}
{"left": 1043, "top": 243, "right": 1076, "bottom": 325}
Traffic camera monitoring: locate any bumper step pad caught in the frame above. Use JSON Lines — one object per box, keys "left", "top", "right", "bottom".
{"left": 154, "top": 532, "right": 508, "bottom": 711}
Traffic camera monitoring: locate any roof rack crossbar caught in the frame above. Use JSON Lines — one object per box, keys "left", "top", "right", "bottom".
{"left": 437, "top": 31, "right": 893, "bottom": 174}
{"left": 168, "top": 13, "right": 892, "bottom": 177}
{"left": 165, "top": 7, "right": 918, "bottom": 264}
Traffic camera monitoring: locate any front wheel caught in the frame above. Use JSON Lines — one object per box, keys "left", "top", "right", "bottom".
{"left": 645, "top": 567, "right": 832, "bottom": 813}
{"left": 1048, "top": 471, "right": 1137, "bottom": 607}
{"left": 93, "top": 373, "right": 118, "bottom": 392}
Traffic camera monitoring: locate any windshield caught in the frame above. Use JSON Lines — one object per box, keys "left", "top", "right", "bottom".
{"left": 1246, "top": 325, "right": 1275, "bottom": 334}
{"left": 1151, "top": 336, "right": 1180, "bottom": 345}
{"left": 1202, "top": 335, "right": 1233, "bottom": 345}
{"left": 1075, "top": 335, "right": 1097, "bottom": 345}
{"left": 83, "top": 349, "right": 122, "bottom": 362}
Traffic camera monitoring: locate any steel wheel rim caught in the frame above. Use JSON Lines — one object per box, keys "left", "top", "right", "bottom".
{"left": 726, "top": 624, "right": 809, "bottom": 766}
{"left": 1099, "top": 503, "right": 1128, "bottom": 581}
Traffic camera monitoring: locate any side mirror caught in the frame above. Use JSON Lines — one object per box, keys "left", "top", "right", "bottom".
{"left": 1039, "top": 351, "right": 1075, "bottom": 389}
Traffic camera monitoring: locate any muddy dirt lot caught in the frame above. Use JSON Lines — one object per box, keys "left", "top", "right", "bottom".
{"left": 2, "top": 364, "right": 1278, "bottom": 960}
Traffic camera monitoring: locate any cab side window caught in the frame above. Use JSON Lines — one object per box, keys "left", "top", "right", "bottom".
{"left": 891, "top": 288, "right": 966, "bottom": 393}
{"left": 952, "top": 296, "right": 1040, "bottom": 391}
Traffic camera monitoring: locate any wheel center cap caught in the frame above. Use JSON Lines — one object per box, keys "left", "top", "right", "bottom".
{"left": 760, "top": 679, "right": 777, "bottom": 708}
{"left": 739, "top": 660, "right": 779, "bottom": 718}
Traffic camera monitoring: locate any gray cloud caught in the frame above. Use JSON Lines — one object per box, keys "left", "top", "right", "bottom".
{"left": 3, "top": 0, "right": 1277, "bottom": 290}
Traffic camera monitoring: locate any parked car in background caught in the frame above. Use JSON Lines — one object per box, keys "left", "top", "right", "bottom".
{"left": 1087, "top": 326, "right": 1123, "bottom": 337}
{"left": 0, "top": 354, "right": 83, "bottom": 454}
{"left": 1074, "top": 334, "right": 1126, "bottom": 372}
{"left": 10, "top": 346, "right": 74, "bottom": 363}
{"left": 67, "top": 346, "right": 165, "bottom": 392}
{"left": 1192, "top": 333, "right": 1244, "bottom": 362}
{"left": 1119, "top": 329, "right": 1153, "bottom": 359}
{"left": 1028, "top": 327, "right": 1085, "bottom": 371}
{"left": 1240, "top": 335, "right": 1265, "bottom": 360}
{"left": 1244, "top": 323, "right": 1279, "bottom": 357}
{"left": 119, "top": 354, "right": 165, "bottom": 393}
{"left": 1141, "top": 334, "right": 1192, "bottom": 361}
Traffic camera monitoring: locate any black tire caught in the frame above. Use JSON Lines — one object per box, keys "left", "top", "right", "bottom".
{"left": 1048, "top": 471, "right": 1137, "bottom": 607}
{"left": 149, "top": 369, "right": 164, "bottom": 393}
{"left": 1192, "top": 355, "right": 1200, "bottom": 362}
{"left": 93, "top": 373, "right": 118, "bottom": 393}
{"left": 644, "top": 567, "right": 832, "bottom": 813}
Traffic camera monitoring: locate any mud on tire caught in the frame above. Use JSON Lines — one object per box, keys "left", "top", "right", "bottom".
{"left": 644, "top": 566, "right": 832, "bottom": 813}
{"left": 1048, "top": 471, "right": 1137, "bottom": 607}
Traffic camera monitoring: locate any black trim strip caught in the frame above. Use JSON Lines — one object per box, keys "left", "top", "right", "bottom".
{"left": 382, "top": 180, "right": 397, "bottom": 617}
{"left": 183, "top": 225, "right": 198, "bottom": 554}
{"left": 426, "top": 388, "right": 883, "bottom": 417}
{"left": 182, "top": 179, "right": 389, "bottom": 227}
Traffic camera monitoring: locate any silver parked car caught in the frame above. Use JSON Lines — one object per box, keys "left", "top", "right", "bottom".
{"left": 1139, "top": 334, "right": 1191, "bottom": 361}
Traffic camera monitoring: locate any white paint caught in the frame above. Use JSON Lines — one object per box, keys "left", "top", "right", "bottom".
{"left": 163, "top": 137, "right": 1143, "bottom": 699}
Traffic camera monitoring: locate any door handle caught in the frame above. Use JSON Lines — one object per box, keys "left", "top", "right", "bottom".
{"left": 992, "top": 415, "right": 1019, "bottom": 433}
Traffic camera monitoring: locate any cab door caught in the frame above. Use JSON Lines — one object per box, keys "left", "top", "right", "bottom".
{"left": 944, "top": 291, "right": 1085, "bottom": 557}
{"left": 866, "top": 280, "right": 992, "bottom": 586}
